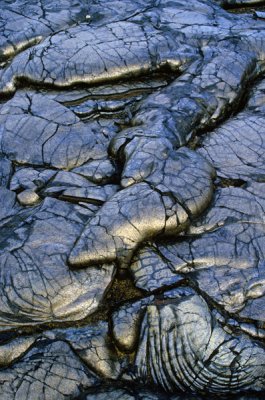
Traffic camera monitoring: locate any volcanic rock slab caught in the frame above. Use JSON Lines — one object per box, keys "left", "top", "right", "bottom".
{"left": 1, "top": 0, "right": 265, "bottom": 399}
{"left": 0, "top": 196, "right": 115, "bottom": 330}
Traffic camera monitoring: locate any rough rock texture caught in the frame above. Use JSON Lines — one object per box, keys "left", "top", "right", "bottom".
{"left": 0, "top": 196, "right": 115, "bottom": 330}
{"left": 1, "top": 0, "right": 265, "bottom": 399}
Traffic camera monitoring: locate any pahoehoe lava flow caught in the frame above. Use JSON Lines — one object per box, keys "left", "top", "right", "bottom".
{"left": 1, "top": 0, "right": 265, "bottom": 399}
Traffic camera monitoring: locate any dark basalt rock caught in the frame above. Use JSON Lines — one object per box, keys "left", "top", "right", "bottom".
{"left": 1, "top": 0, "right": 265, "bottom": 398}
{"left": 0, "top": 0, "right": 91, "bottom": 62}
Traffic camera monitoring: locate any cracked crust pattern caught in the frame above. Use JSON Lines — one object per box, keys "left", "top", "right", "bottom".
{"left": 1, "top": 0, "right": 265, "bottom": 398}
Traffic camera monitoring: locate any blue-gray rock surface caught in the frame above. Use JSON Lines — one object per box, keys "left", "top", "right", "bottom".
{"left": 1, "top": 0, "right": 265, "bottom": 398}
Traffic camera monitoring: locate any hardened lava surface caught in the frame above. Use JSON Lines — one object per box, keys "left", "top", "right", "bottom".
{"left": 1, "top": 0, "right": 265, "bottom": 398}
